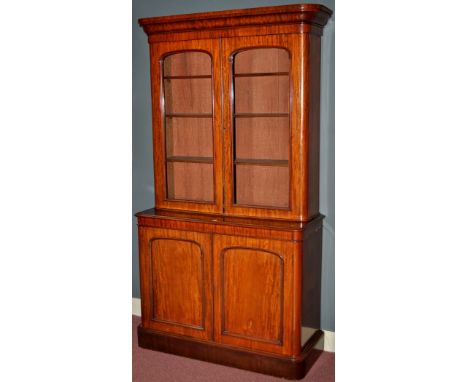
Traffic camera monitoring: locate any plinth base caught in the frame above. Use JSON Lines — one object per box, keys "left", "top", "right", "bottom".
{"left": 137, "top": 325, "right": 324, "bottom": 380}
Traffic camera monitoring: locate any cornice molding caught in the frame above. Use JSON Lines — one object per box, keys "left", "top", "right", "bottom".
{"left": 139, "top": 4, "right": 333, "bottom": 38}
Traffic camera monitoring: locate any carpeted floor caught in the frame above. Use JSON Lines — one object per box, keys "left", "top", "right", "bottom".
{"left": 133, "top": 316, "right": 335, "bottom": 381}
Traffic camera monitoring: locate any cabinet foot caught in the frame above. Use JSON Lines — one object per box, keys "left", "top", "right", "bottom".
{"left": 137, "top": 325, "right": 324, "bottom": 380}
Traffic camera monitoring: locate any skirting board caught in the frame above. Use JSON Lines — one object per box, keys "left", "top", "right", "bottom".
{"left": 132, "top": 297, "right": 142, "bottom": 317}
{"left": 132, "top": 297, "right": 335, "bottom": 352}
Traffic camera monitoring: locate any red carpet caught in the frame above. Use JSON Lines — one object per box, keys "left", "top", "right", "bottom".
{"left": 133, "top": 316, "right": 335, "bottom": 381}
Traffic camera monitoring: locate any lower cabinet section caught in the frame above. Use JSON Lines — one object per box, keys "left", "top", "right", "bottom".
{"left": 139, "top": 226, "right": 297, "bottom": 354}
{"left": 213, "top": 235, "right": 295, "bottom": 355}
{"left": 137, "top": 215, "right": 323, "bottom": 379}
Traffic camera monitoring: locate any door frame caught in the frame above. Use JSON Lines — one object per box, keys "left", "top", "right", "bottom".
{"left": 150, "top": 39, "right": 223, "bottom": 214}
{"left": 221, "top": 34, "right": 308, "bottom": 220}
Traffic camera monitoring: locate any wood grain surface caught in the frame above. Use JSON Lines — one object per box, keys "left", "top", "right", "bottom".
{"left": 139, "top": 4, "right": 333, "bottom": 41}
{"left": 139, "top": 227, "right": 213, "bottom": 340}
{"left": 213, "top": 234, "right": 295, "bottom": 355}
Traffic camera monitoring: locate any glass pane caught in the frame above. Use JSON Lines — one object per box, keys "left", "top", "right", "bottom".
{"left": 235, "top": 165, "right": 289, "bottom": 208}
{"left": 163, "top": 52, "right": 214, "bottom": 202}
{"left": 235, "top": 116, "right": 289, "bottom": 161}
{"left": 167, "top": 162, "right": 214, "bottom": 202}
{"left": 164, "top": 78, "right": 212, "bottom": 114}
{"left": 166, "top": 117, "right": 213, "bottom": 157}
{"left": 234, "top": 76, "right": 289, "bottom": 114}
{"left": 234, "top": 48, "right": 289, "bottom": 74}
{"left": 163, "top": 52, "right": 211, "bottom": 76}
{"left": 233, "top": 48, "right": 290, "bottom": 208}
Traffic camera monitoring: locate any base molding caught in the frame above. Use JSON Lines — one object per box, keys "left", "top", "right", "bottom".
{"left": 138, "top": 325, "right": 323, "bottom": 380}
{"left": 132, "top": 298, "right": 335, "bottom": 352}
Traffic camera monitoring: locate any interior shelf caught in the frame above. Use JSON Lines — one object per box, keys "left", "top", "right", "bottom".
{"left": 235, "top": 159, "right": 288, "bottom": 167}
{"left": 166, "top": 113, "right": 213, "bottom": 118}
{"left": 234, "top": 72, "right": 289, "bottom": 78}
{"left": 234, "top": 113, "right": 289, "bottom": 118}
{"left": 166, "top": 156, "right": 213, "bottom": 164}
{"left": 164, "top": 75, "right": 212, "bottom": 79}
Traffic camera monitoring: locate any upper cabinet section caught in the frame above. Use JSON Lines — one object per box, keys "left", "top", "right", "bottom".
{"left": 139, "top": 5, "right": 332, "bottom": 221}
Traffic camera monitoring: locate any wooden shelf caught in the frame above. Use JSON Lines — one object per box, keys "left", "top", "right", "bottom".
{"left": 235, "top": 158, "right": 288, "bottom": 167}
{"left": 164, "top": 75, "right": 212, "bottom": 79}
{"left": 167, "top": 156, "right": 213, "bottom": 164}
{"left": 166, "top": 113, "right": 213, "bottom": 118}
{"left": 234, "top": 72, "right": 289, "bottom": 78}
{"left": 234, "top": 113, "right": 289, "bottom": 118}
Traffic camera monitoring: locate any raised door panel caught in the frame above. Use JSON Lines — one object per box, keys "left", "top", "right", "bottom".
{"left": 223, "top": 248, "right": 282, "bottom": 343}
{"left": 221, "top": 34, "right": 309, "bottom": 220}
{"left": 213, "top": 234, "right": 297, "bottom": 355}
{"left": 139, "top": 227, "right": 213, "bottom": 340}
{"left": 150, "top": 39, "right": 223, "bottom": 214}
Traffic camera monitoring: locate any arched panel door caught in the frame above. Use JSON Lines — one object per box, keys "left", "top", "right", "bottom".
{"left": 139, "top": 227, "right": 213, "bottom": 340}
{"left": 150, "top": 39, "right": 223, "bottom": 214}
{"left": 213, "top": 234, "right": 296, "bottom": 355}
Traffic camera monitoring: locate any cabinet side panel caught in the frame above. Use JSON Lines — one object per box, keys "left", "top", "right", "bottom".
{"left": 308, "top": 35, "right": 321, "bottom": 218}
{"left": 139, "top": 226, "right": 152, "bottom": 326}
{"left": 301, "top": 223, "right": 322, "bottom": 347}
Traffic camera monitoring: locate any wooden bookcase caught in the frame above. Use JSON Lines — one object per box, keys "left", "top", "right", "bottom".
{"left": 136, "top": 4, "right": 332, "bottom": 379}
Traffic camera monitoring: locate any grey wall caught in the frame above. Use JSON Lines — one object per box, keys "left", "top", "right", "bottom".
{"left": 132, "top": 0, "right": 335, "bottom": 331}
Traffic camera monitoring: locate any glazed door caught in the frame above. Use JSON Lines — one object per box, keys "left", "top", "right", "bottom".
{"left": 213, "top": 234, "right": 296, "bottom": 355}
{"left": 150, "top": 39, "right": 223, "bottom": 214}
{"left": 221, "top": 34, "right": 308, "bottom": 220}
{"left": 139, "top": 227, "right": 213, "bottom": 340}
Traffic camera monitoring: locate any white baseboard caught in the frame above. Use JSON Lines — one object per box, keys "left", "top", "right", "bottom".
{"left": 323, "top": 330, "right": 335, "bottom": 352}
{"left": 131, "top": 297, "right": 334, "bottom": 352}
{"left": 132, "top": 297, "right": 141, "bottom": 317}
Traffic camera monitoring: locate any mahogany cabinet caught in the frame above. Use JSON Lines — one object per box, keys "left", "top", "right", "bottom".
{"left": 136, "top": 4, "right": 332, "bottom": 379}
